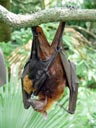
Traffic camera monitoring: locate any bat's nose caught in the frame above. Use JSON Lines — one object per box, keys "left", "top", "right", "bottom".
{"left": 0, "top": 48, "right": 6, "bottom": 87}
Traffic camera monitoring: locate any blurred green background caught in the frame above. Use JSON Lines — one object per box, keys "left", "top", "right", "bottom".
{"left": 0, "top": 0, "right": 96, "bottom": 128}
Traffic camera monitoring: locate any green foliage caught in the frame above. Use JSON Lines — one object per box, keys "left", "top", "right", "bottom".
{"left": 0, "top": 76, "right": 33, "bottom": 128}
{"left": 0, "top": 42, "right": 16, "bottom": 67}
{"left": 11, "top": 0, "right": 44, "bottom": 13}
{"left": 0, "top": 42, "right": 15, "bottom": 57}
{"left": 82, "top": 0, "right": 96, "bottom": 9}
{"left": 11, "top": 28, "right": 32, "bottom": 45}
{"left": 0, "top": 28, "right": 32, "bottom": 67}
{"left": 0, "top": 28, "right": 31, "bottom": 56}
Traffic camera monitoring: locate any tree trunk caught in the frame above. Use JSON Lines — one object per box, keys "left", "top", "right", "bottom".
{"left": 0, "top": 0, "right": 11, "bottom": 42}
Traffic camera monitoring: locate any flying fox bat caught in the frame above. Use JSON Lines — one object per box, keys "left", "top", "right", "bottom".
{"left": 21, "top": 22, "right": 78, "bottom": 118}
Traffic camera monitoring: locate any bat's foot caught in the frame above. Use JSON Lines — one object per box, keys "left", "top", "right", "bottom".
{"left": 28, "top": 96, "right": 47, "bottom": 111}
{"left": 28, "top": 97, "right": 48, "bottom": 119}
{"left": 24, "top": 100, "right": 30, "bottom": 109}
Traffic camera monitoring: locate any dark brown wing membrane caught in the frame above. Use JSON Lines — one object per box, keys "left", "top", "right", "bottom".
{"left": 60, "top": 51, "right": 78, "bottom": 114}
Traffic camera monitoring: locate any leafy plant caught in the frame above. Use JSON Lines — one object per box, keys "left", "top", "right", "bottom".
{"left": 11, "top": 28, "right": 32, "bottom": 46}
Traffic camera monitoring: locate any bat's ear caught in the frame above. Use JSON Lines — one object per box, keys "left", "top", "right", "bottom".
{"left": 0, "top": 49, "right": 6, "bottom": 87}
{"left": 51, "top": 22, "right": 65, "bottom": 48}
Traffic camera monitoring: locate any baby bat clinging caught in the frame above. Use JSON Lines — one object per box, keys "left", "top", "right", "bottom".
{"left": 21, "top": 22, "right": 78, "bottom": 118}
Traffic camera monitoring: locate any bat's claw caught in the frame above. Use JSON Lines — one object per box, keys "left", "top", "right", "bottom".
{"left": 28, "top": 97, "right": 47, "bottom": 111}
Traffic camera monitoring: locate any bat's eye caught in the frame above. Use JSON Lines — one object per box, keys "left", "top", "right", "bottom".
{"left": 37, "top": 70, "right": 43, "bottom": 75}
{"left": 35, "top": 70, "right": 43, "bottom": 80}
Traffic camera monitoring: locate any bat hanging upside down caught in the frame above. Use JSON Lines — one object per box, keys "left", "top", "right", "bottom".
{"left": 21, "top": 22, "right": 78, "bottom": 118}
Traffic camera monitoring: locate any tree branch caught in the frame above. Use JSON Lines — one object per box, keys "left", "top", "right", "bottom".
{"left": 0, "top": 5, "right": 96, "bottom": 28}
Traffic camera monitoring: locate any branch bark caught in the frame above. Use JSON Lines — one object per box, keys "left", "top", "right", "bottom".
{"left": 0, "top": 5, "right": 96, "bottom": 28}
